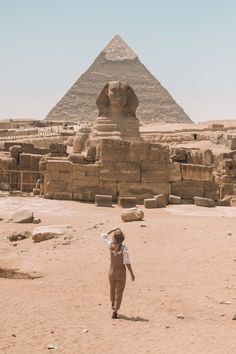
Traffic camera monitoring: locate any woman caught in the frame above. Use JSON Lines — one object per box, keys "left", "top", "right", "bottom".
{"left": 101, "top": 227, "right": 135, "bottom": 319}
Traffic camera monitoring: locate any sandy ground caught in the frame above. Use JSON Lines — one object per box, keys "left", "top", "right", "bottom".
{"left": 1, "top": 196, "right": 236, "bottom": 354}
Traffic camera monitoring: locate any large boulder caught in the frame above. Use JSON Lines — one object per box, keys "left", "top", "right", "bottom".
{"left": 121, "top": 207, "right": 144, "bottom": 222}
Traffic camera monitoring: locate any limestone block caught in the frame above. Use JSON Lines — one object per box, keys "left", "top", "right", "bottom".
{"left": 74, "top": 182, "right": 118, "bottom": 202}
{"left": 222, "top": 175, "right": 236, "bottom": 183}
{"left": 220, "top": 197, "right": 231, "bottom": 206}
{"left": 49, "top": 143, "right": 67, "bottom": 156}
{"left": 98, "top": 139, "right": 130, "bottom": 161}
{"left": 118, "top": 182, "right": 171, "bottom": 201}
{"left": 99, "top": 161, "right": 140, "bottom": 182}
{"left": 227, "top": 139, "right": 236, "bottom": 150}
{"left": 9, "top": 145, "right": 22, "bottom": 159}
{"left": 170, "top": 148, "right": 187, "bottom": 163}
{"left": 118, "top": 196, "right": 137, "bottom": 208}
{"left": 33, "top": 188, "right": 40, "bottom": 196}
{"left": 69, "top": 154, "right": 87, "bottom": 164}
{"left": 193, "top": 197, "right": 215, "bottom": 207}
{"left": 53, "top": 192, "right": 73, "bottom": 200}
{"left": 144, "top": 198, "right": 157, "bottom": 208}
{"left": 129, "top": 142, "right": 150, "bottom": 161}
{"left": 121, "top": 207, "right": 144, "bottom": 222}
{"left": 154, "top": 194, "right": 166, "bottom": 208}
{"left": 73, "top": 164, "right": 100, "bottom": 177}
{"left": 217, "top": 159, "right": 236, "bottom": 175}
{"left": 149, "top": 144, "right": 169, "bottom": 161}
{"left": 141, "top": 162, "right": 181, "bottom": 182}
{"left": 222, "top": 183, "right": 234, "bottom": 195}
{"left": 95, "top": 194, "right": 113, "bottom": 207}
{"left": 181, "top": 164, "right": 213, "bottom": 181}
{"left": 72, "top": 176, "right": 100, "bottom": 188}
{"left": 204, "top": 181, "right": 219, "bottom": 200}
{"left": 47, "top": 160, "right": 73, "bottom": 181}
{"left": 171, "top": 181, "right": 204, "bottom": 199}
{"left": 168, "top": 194, "right": 181, "bottom": 204}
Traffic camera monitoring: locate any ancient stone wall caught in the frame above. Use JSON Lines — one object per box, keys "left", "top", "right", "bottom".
{"left": 45, "top": 139, "right": 217, "bottom": 202}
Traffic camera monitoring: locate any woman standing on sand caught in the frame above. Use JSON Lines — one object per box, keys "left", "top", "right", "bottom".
{"left": 101, "top": 227, "right": 135, "bottom": 319}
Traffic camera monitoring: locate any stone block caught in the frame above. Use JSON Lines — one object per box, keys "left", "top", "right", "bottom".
{"left": 222, "top": 175, "right": 236, "bottom": 183}
{"left": 141, "top": 162, "right": 181, "bottom": 182}
{"left": 69, "top": 154, "right": 87, "bottom": 164}
{"left": 220, "top": 197, "right": 231, "bottom": 206}
{"left": 149, "top": 144, "right": 169, "bottom": 161}
{"left": 74, "top": 182, "right": 118, "bottom": 202}
{"left": 118, "top": 196, "right": 137, "bottom": 208}
{"left": 193, "top": 196, "right": 215, "bottom": 207}
{"left": 95, "top": 194, "right": 113, "bottom": 207}
{"left": 33, "top": 188, "right": 40, "bottom": 196}
{"left": 49, "top": 143, "right": 67, "bottom": 156}
{"left": 47, "top": 160, "right": 73, "bottom": 181}
{"left": 98, "top": 139, "right": 130, "bottom": 161}
{"left": 204, "top": 181, "right": 219, "bottom": 200}
{"left": 118, "top": 182, "right": 171, "bottom": 201}
{"left": 171, "top": 181, "right": 204, "bottom": 199}
{"left": 144, "top": 198, "right": 157, "bottom": 208}
{"left": 222, "top": 183, "right": 234, "bottom": 195}
{"left": 154, "top": 194, "right": 166, "bottom": 208}
{"left": 129, "top": 142, "right": 150, "bottom": 161}
{"left": 53, "top": 192, "right": 73, "bottom": 200}
{"left": 121, "top": 207, "right": 144, "bottom": 222}
{"left": 168, "top": 194, "right": 181, "bottom": 204}
{"left": 99, "top": 161, "right": 140, "bottom": 182}
{"left": 181, "top": 164, "right": 213, "bottom": 181}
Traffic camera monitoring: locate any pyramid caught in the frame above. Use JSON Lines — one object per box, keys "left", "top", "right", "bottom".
{"left": 45, "top": 35, "right": 192, "bottom": 124}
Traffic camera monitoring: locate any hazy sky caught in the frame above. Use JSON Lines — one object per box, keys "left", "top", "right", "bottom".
{"left": 0, "top": 0, "right": 235, "bottom": 122}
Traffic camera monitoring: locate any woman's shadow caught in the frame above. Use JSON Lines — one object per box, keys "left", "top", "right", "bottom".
{"left": 118, "top": 314, "right": 149, "bottom": 322}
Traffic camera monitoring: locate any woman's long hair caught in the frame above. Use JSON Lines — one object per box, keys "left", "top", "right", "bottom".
{"left": 111, "top": 229, "right": 125, "bottom": 252}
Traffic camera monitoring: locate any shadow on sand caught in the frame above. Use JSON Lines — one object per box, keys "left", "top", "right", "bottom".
{"left": 118, "top": 315, "right": 149, "bottom": 322}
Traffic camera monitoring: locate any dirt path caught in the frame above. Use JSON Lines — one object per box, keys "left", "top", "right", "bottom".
{"left": 0, "top": 197, "right": 236, "bottom": 354}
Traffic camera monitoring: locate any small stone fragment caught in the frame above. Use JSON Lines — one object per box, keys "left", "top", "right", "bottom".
{"left": 232, "top": 314, "right": 236, "bottom": 320}
{"left": 176, "top": 313, "right": 184, "bottom": 319}
{"left": 33, "top": 218, "right": 41, "bottom": 224}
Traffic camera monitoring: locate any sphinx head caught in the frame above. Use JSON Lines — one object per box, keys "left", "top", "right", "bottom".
{"left": 96, "top": 81, "right": 139, "bottom": 117}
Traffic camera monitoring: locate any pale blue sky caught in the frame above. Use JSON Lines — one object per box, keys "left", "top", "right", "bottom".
{"left": 0, "top": 0, "right": 235, "bottom": 122}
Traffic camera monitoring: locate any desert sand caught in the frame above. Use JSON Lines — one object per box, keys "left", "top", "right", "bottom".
{"left": 1, "top": 196, "right": 236, "bottom": 354}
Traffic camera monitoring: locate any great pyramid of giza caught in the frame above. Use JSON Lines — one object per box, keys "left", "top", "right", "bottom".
{"left": 45, "top": 35, "right": 192, "bottom": 124}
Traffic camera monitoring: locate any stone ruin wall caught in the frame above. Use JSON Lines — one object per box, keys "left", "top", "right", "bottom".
{"left": 1, "top": 138, "right": 236, "bottom": 203}
{"left": 44, "top": 139, "right": 220, "bottom": 203}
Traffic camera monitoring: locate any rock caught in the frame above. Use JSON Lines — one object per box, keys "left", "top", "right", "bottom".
{"left": 193, "top": 197, "right": 215, "bottom": 207}
{"left": 176, "top": 313, "right": 184, "bottom": 319}
{"left": 8, "top": 231, "right": 31, "bottom": 242}
{"left": 154, "top": 194, "right": 166, "bottom": 208}
{"left": 220, "top": 197, "right": 231, "bottom": 206}
{"left": 95, "top": 194, "right": 113, "bottom": 207}
{"left": 12, "top": 210, "right": 34, "bottom": 223}
{"left": 33, "top": 218, "right": 41, "bottom": 224}
{"left": 0, "top": 217, "right": 3, "bottom": 222}
{"left": 32, "top": 225, "right": 70, "bottom": 243}
{"left": 232, "top": 314, "right": 236, "bottom": 320}
{"left": 121, "top": 207, "right": 144, "bottom": 222}
{"left": 144, "top": 198, "right": 157, "bottom": 209}
{"left": 227, "top": 231, "right": 232, "bottom": 236}
{"left": 33, "top": 188, "right": 40, "bottom": 196}
{"left": 118, "top": 196, "right": 137, "bottom": 208}
{"left": 168, "top": 194, "right": 181, "bottom": 205}
{"left": 47, "top": 343, "right": 59, "bottom": 350}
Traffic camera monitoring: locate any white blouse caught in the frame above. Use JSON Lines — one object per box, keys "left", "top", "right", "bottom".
{"left": 101, "top": 233, "right": 131, "bottom": 265}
